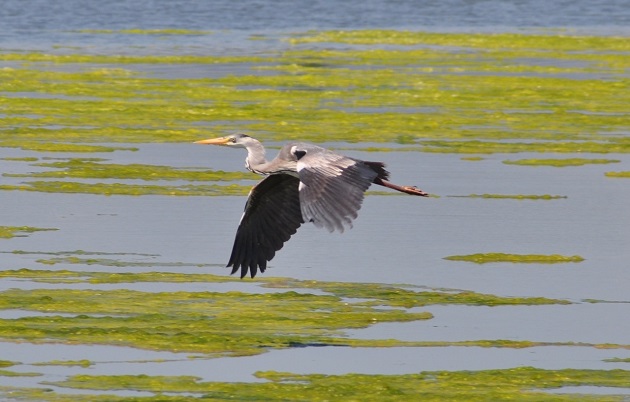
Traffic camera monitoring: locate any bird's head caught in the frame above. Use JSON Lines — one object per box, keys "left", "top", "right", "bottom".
{"left": 194, "top": 134, "right": 251, "bottom": 148}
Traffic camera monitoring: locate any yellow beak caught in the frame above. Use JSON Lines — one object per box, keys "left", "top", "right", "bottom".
{"left": 194, "top": 136, "right": 231, "bottom": 146}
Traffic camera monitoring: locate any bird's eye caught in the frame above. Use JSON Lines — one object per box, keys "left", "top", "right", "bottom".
{"left": 230, "top": 137, "right": 236, "bottom": 143}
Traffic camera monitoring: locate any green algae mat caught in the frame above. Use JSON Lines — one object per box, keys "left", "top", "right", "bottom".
{"left": 2, "top": 30, "right": 629, "bottom": 196}
{"left": 1, "top": 30, "right": 629, "bottom": 150}
{"left": 3, "top": 368, "right": 630, "bottom": 401}
{"left": 1, "top": 267, "right": 629, "bottom": 401}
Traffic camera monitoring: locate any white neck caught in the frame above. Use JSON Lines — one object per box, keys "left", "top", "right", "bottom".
{"left": 244, "top": 139, "right": 268, "bottom": 173}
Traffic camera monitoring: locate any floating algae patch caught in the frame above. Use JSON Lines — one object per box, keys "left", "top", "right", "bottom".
{"left": 1, "top": 157, "right": 39, "bottom": 162}
{"left": 0, "top": 181, "right": 251, "bottom": 196}
{"left": 0, "top": 268, "right": 87, "bottom": 284}
{"left": 0, "top": 269, "right": 577, "bottom": 356}
{"left": 454, "top": 194, "right": 567, "bottom": 200}
{"left": 605, "top": 171, "right": 630, "bottom": 178}
{"left": 4, "top": 250, "right": 159, "bottom": 257}
{"left": 0, "top": 370, "right": 40, "bottom": 378}
{"left": 0, "top": 269, "right": 568, "bottom": 306}
{"left": 605, "top": 358, "right": 630, "bottom": 363}
{"left": 0, "top": 140, "right": 137, "bottom": 153}
{"left": 3, "top": 250, "right": 221, "bottom": 276}
{"left": 20, "top": 368, "right": 629, "bottom": 401}
{"left": 417, "top": 140, "right": 630, "bottom": 154}
{"left": 0, "top": 226, "right": 58, "bottom": 239}
{"left": 2, "top": 30, "right": 630, "bottom": 150}
{"left": 346, "top": 139, "right": 630, "bottom": 154}
{"left": 0, "top": 52, "right": 264, "bottom": 65}
{"left": 34, "top": 257, "right": 221, "bottom": 269}
{"left": 260, "top": 278, "right": 569, "bottom": 307}
{"left": 503, "top": 158, "right": 621, "bottom": 167}
{"left": 444, "top": 253, "right": 585, "bottom": 264}
{"left": 0, "top": 268, "right": 233, "bottom": 285}
{"left": 4, "top": 273, "right": 628, "bottom": 400}
{"left": 290, "top": 30, "right": 630, "bottom": 52}
{"left": 33, "top": 360, "right": 93, "bottom": 368}
{"left": 3, "top": 159, "right": 257, "bottom": 182}
{"left": 0, "top": 360, "right": 40, "bottom": 378}
{"left": 0, "top": 287, "right": 431, "bottom": 355}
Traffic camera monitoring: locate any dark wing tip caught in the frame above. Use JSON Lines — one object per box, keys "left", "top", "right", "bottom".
{"left": 227, "top": 259, "right": 260, "bottom": 279}
{"left": 225, "top": 175, "right": 303, "bottom": 279}
{"left": 227, "top": 257, "right": 267, "bottom": 279}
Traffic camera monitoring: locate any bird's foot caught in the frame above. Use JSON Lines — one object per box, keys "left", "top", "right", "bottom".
{"left": 402, "top": 186, "right": 429, "bottom": 197}
{"left": 374, "top": 178, "right": 430, "bottom": 197}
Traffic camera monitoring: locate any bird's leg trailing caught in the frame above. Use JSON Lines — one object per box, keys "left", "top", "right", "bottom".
{"left": 373, "top": 177, "right": 429, "bottom": 196}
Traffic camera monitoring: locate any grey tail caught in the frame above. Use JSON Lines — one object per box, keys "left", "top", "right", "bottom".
{"left": 364, "top": 161, "right": 390, "bottom": 181}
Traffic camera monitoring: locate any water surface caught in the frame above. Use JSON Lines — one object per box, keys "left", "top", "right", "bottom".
{"left": 1, "top": 1, "right": 629, "bottom": 398}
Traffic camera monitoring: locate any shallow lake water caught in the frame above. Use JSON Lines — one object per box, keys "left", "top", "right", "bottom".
{"left": 1, "top": 142, "right": 629, "bottom": 395}
{"left": 1, "top": 0, "right": 630, "bottom": 398}
{"left": 3, "top": 143, "right": 628, "bottom": 300}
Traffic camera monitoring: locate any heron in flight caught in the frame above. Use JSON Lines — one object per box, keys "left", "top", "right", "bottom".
{"left": 195, "top": 134, "right": 428, "bottom": 278}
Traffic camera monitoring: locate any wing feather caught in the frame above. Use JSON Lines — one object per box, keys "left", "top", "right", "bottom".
{"left": 227, "top": 174, "right": 303, "bottom": 278}
{"left": 295, "top": 146, "right": 378, "bottom": 233}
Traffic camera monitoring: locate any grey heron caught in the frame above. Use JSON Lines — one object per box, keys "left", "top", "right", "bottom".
{"left": 195, "top": 134, "right": 428, "bottom": 278}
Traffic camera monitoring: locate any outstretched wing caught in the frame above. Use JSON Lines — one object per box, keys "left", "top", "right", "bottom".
{"left": 293, "top": 145, "right": 379, "bottom": 233}
{"left": 228, "top": 174, "right": 303, "bottom": 278}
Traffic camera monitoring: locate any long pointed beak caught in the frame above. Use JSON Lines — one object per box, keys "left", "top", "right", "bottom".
{"left": 194, "top": 136, "right": 231, "bottom": 146}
